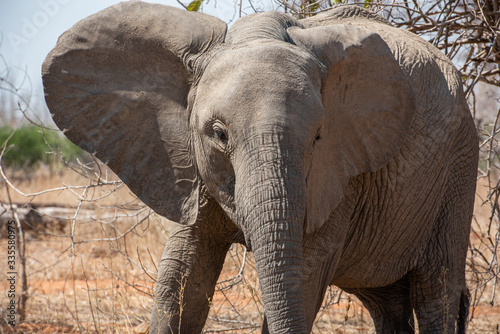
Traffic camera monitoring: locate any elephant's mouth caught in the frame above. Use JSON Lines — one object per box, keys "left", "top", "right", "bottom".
{"left": 215, "top": 183, "right": 236, "bottom": 213}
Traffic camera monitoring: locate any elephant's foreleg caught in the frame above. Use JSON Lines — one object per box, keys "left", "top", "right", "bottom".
{"left": 346, "top": 275, "right": 415, "bottom": 334}
{"left": 150, "top": 219, "right": 232, "bottom": 334}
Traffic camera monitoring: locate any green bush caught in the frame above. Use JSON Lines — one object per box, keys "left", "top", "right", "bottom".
{"left": 0, "top": 125, "right": 86, "bottom": 168}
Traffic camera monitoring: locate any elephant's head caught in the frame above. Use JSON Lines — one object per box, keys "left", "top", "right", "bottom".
{"left": 42, "top": 2, "right": 414, "bottom": 332}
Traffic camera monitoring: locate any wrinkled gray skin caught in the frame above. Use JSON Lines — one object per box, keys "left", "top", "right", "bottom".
{"left": 42, "top": 2, "right": 478, "bottom": 333}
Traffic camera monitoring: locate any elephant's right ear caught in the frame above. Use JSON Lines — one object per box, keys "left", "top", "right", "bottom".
{"left": 42, "top": 2, "right": 227, "bottom": 225}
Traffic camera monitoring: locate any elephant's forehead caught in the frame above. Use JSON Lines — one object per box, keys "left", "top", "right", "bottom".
{"left": 193, "top": 42, "right": 323, "bottom": 129}
{"left": 197, "top": 42, "right": 318, "bottom": 103}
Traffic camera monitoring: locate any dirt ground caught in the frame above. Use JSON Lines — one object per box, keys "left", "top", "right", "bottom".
{"left": 0, "top": 166, "right": 499, "bottom": 333}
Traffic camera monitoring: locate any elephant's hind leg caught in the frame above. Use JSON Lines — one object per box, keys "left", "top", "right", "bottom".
{"left": 409, "top": 121, "right": 476, "bottom": 334}
{"left": 409, "top": 257, "right": 467, "bottom": 334}
{"left": 346, "top": 275, "right": 415, "bottom": 334}
{"left": 408, "top": 207, "right": 471, "bottom": 334}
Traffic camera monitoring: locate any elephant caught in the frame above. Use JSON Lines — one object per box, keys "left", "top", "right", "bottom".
{"left": 42, "top": 2, "right": 478, "bottom": 333}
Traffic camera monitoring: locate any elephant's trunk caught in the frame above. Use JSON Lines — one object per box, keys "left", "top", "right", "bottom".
{"left": 237, "top": 131, "right": 307, "bottom": 334}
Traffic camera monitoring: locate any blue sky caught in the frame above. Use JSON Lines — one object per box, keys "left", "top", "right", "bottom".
{"left": 0, "top": 0, "right": 273, "bottom": 124}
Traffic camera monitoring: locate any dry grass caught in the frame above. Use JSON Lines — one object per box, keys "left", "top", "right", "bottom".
{"left": 0, "top": 165, "right": 499, "bottom": 333}
{"left": 0, "top": 165, "right": 164, "bottom": 333}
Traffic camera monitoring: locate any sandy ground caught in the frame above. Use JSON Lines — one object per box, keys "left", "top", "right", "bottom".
{"left": 0, "top": 165, "right": 499, "bottom": 333}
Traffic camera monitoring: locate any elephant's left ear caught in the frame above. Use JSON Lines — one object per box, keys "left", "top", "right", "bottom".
{"left": 288, "top": 24, "right": 415, "bottom": 233}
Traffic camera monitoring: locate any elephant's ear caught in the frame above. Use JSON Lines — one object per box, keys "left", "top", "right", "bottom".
{"left": 288, "top": 24, "right": 415, "bottom": 233}
{"left": 42, "top": 2, "right": 227, "bottom": 225}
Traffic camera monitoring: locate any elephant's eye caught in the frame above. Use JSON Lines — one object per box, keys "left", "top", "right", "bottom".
{"left": 314, "top": 128, "right": 322, "bottom": 142}
{"left": 216, "top": 129, "right": 228, "bottom": 143}
{"left": 213, "top": 122, "right": 228, "bottom": 145}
